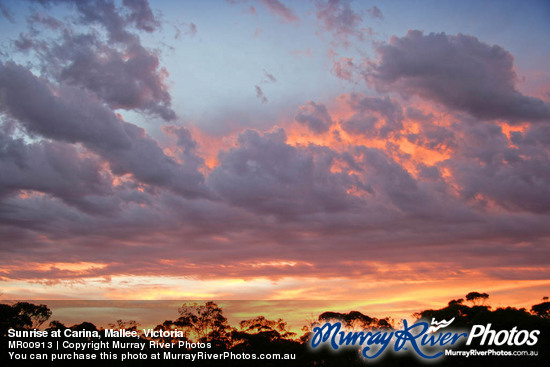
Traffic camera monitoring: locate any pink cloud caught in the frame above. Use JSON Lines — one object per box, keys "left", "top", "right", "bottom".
{"left": 259, "top": 0, "right": 299, "bottom": 23}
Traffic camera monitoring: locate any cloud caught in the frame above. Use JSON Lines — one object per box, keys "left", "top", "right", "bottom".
{"left": 364, "top": 30, "right": 550, "bottom": 123}
{"left": 20, "top": 0, "right": 176, "bottom": 121}
{"left": 49, "top": 0, "right": 160, "bottom": 42}
{"left": 341, "top": 94, "right": 403, "bottom": 138}
{"left": 28, "top": 12, "right": 63, "bottom": 30}
{"left": 208, "top": 128, "right": 363, "bottom": 218}
{"left": 174, "top": 23, "right": 197, "bottom": 39}
{"left": 315, "top": 0, "right": 369, "bottom": 47}
{"left": 254, "top": 70, "right": 277, "bottom": 103}
{"left": 187, "top": 22, "right": 197, "bottom": 37}
{"left": 367, "top": 5, "right": 383, "bottom": 20}
{"left": 122, "top": 0, "right": 160, "bottom": 33}
{"left": 295, "top": 101, "right": 333, "bottom": 133}
{"left": 0, "top": 62, "right": 129, "bottom": 148}
{"left": 1, "top": 1, "right": 550, "bottom": 302}
{"left": 163, "top": 126, "right": 205, "bottom": 171}
{"left": 0, "top": 128, "right": 116, "bottom": 214}
{"left": 351, "top": 146, "right": 438, "bottom": 216}
{"left": 406, "top": 123, "right": 456, "bottom": 151}
{"left": 444, "top": 121, "right": 550, "bottom": 214}
{"left": 255, "top": 85, "right": 268, "bottom": 103}
{"left": 0, "top": 1, "right": 14, "bottom": 23}
{"left": 263, "top": 69, "right": 277, "bottom": 83}
{"left": 0, "top": 62, "right": 206, "bottom": 198}
{"left": 55, "top": 39, "right": 176, "bottom": 120}
{"left": 332, "top": 56, "right": 355, "bottom": 81}
{"left": 259, "top": 0, "right": 299, "bottom": 23}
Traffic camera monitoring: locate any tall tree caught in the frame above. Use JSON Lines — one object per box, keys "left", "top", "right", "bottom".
{"left": 176, "top": 302, "right": 229, "bottom": 345}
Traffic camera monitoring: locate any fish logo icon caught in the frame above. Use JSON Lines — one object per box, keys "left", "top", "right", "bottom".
{"left": 427, "top": 317, "right": 455, "bottom": 333}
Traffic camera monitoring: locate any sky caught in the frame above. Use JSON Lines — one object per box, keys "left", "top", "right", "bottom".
{"left": 0, "top": 0, "right": 550, "bottom": 321}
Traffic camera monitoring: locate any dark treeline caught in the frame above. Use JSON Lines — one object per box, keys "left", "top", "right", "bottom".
{"left": 1, "top": 293, "right": 549, "bottom": 366}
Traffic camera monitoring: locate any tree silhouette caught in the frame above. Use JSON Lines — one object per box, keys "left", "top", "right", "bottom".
{"left": 232, "top": 316, "right": 296, "bottom": 346}
{"left": 448, "top": 298, "right": 464, "bottom": 306}
{"left": 414, "top": 295, "right": 550, "bottom": 367}
{"left": 2, "top": 297, "right": 550, "bottom": 367}
{"left": 108, "top": 319, "right": 139, "bottom": 331}
{"left": 531, "top": 301, "right": 550, "bottom": 319}
{"left": 13, "top": 302, "right": 52, "bottom": 329}
{"left": 238, "top": 316, "right": 295, "bottom": 339}
{"left": 318, "top": 310, "right": 393, "bottom": 329}
{"left": 176, "top": 301, "right": 229, "bottom": 346}
{"left": 46, "top": 320, "right": 68, "bottom": 331}
{"left": 415, "top": 292, "right": 492, "bottom": 329}
{"left": 465, "top": 291, "right": 489, "bottom": 306}
{"left": 0, "top": 302, "right": 52, "bottom": 336}
{"left": 151, "top": 319, "right": 190, "bottom": 344}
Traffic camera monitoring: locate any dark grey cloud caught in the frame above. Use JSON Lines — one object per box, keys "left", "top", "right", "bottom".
{"left": 208, "top": 128, "right": 364, "bottom": 218}
{"left": 341, "top": 94, "right": 403, "bottom": 138}
{"left": 365, "top": 30, "right": 550, "bottom": 123}
{"left": 30, "top": 0, "right": 159, "bottom": 42}
{"left": 13, "top": 34, "right": 45, "bottom": 52}
{"left": 105, "top": 122, "right": 206, "bottom": 197}
{"left": 444, "top": 121, "right": 550, "bottom": 214}
{"left": 163, "top": 126, "right": 205, "bottom": 171}
{"left": 54, "top": 39, "right": 176, "bottom": 120}
{"left": 122, "top": 0, "right": 160, "bottom": 33}
{"left": 5, "top": 114, "right": 550, "bottom": 283}
{"left": 21, "top": 0, "right": 176, "bottom": 121}
{"left": 0, "top": 62, "right": 130, "bottom": 149}
{"left": 2, "top": 118, "right": 550, "bottom": 282}
{"left": 295, "top": 101, "right": 333, "bottom": 133}
{"left": 28, "top": 12, "right": 63, "bottom": 30}
{"left": 0, "top": 127, "right": 116, "bottom": 214}
{"left": 1, "top": 3, "right": 550, "bottom": 288}
{"left": 0, "top": 61, "right": 206, "bottom": 198}
{"left": 406, "top": 123, "right": 456, "bottom": 151}
{"left": 405, "top": 106, "right": 434, "bottom": 123}
{"left": 353, "top": 146, "right": 440, "bottom": 217}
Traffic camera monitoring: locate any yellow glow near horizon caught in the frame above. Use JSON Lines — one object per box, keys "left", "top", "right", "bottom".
{"left": 2, "top": 277, "right": 549, "bottom": 334}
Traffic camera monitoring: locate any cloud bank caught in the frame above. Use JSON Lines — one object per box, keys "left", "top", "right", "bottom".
{"left": 0, "top": 1, "right": 549, "bottom": 305}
